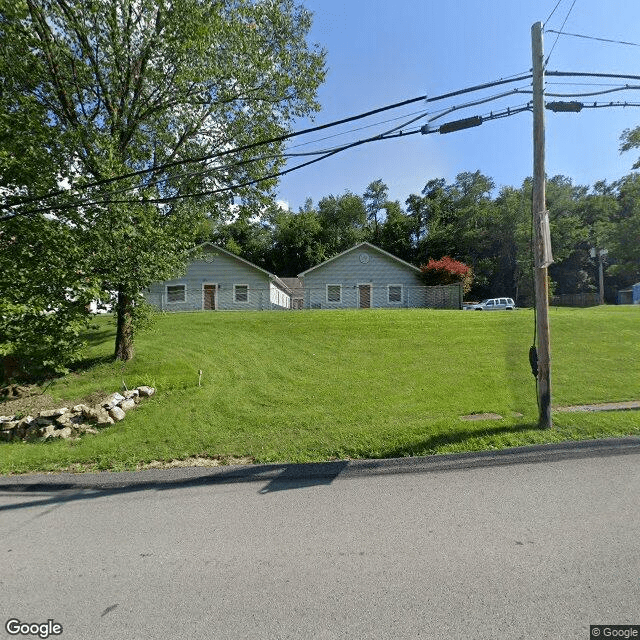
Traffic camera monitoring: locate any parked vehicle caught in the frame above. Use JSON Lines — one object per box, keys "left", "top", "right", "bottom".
{"left": 470, "top": 297, "right": 516, "bottom": 310}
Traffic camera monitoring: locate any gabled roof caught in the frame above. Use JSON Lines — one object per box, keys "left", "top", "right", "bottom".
{"left": 297, "top": 242, "right": 421, "bottom": 277}
{"left": 191, "top": 242, "right": 292, "bottom": 294}
{"left": 279, "top": 277, "right": 305, "bottom": 298}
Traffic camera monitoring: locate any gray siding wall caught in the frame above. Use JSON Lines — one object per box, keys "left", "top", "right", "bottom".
{"left": 303, "top": 248, "right": 425, "bottom": 309}
{"left": 145, "top": 247, "right": 289, "bottom": 311}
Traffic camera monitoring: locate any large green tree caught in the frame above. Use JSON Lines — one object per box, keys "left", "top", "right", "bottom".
{"left": 1, "top": 0, "right": 325, "bottom": 362}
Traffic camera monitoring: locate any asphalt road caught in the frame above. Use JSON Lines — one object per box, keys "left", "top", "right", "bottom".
{"left": 1, "top": 438, "right": 639, "bottom": 640}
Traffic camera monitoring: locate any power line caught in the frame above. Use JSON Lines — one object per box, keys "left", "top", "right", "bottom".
{"left": 5, "top": 129, "right": 421, "bottom": 218}
{"left": 2, "top": 84, "right": 528, "bottom": 216}
{"left": 3, "top": 69, "right": 638, "bottom": 220}
{"left": 545, "top": 0, "right": 578, "bottom": 66}
{"left": 547, "top": 70, "right": 640, "bottom": 82}
{"left": 5, "top": 103, "right": 535, "bottom": 219}
{"left": 546, "top": 30, "right": 640, "bottom": 48}
{"left": 0, "top": 71, "right": 533, "bottom": 212}
{"left": 544, "top": 0, "right": 565, "bottom": 26}
{"left": 544, "top": 84, "right": 640, "bottom": 98}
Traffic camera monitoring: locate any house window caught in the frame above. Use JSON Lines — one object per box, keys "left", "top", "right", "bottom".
{"left": 388, "top": 285, "right": 402, "bottom": 303}
{"left": 327, "top": 284, "right": 342, "bottom": 303}
{"left": 234, "top": 284, "right": 249, "bottom": 303}
{"left": 166, "top": 284, "right": 186, "bottom": 303}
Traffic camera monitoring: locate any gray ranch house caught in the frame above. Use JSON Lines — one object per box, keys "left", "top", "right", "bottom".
{"left": 145, "top": 243, "right": 291, "bottom": 311}
{"left": 298, "top": 242, "right": 462, "bottom": 309}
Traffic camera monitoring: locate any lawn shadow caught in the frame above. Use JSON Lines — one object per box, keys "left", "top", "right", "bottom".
{"left": 69, "top": 353, "right": 115, "bottom": 374}
{"left": 501, "top": 310, "right": 537, "bottom": 412}
{"left": 379, "top": 421, "right": 539, "bottom": 459}
{"left": 68, "top": 329, "right": 117, "bottom": 373}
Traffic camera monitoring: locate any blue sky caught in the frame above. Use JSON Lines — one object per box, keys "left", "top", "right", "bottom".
{"left": 276, "top": 0, "right": 640, "bottom": 211}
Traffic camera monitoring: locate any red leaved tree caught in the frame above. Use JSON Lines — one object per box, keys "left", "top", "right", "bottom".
{"left": 420, "top": 256, "right": 473, "bottom": 294}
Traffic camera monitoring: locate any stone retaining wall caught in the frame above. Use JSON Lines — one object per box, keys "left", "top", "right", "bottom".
{"left": 0, "top": 386, "right": 156, "bottom": 442}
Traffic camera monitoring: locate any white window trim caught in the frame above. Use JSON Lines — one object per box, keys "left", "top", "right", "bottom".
{"left": 166, "top": 283, "right": 186, "bottom": 304}
{"left": 202, "top": 282, "right": 217, "bottom": 310}
{"left": 234, "top": 284, "right": 249, "bottom": 303}
{"left": 326, "top": 284, "right": 342, "bottom": 303}
{"left": 388, "top": 284, "right": 403, "bottom": 304}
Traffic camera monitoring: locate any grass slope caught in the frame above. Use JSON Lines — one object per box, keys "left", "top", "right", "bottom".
{"left": 1, "top": 306, "right": 639, "bottom": 474}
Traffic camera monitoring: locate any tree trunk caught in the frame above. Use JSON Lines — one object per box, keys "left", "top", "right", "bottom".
{"left": 115, "top": 290, "right": 134, "bottom": 361}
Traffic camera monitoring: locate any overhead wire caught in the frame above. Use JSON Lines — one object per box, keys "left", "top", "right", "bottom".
{"left": 545, "top": 0, "right": 579, "bottom": 66}
{"left": 544, "top": 0, "right": 565, "bottom": 26}
{"left": 6, "top": 102, "right": 535, "bottom": 218}
{"left": 544, "top": 84, "right": 640, "bottom": 98}
{"left": 0, "top": 70, "right": 533, "bottom": 213}
{"left": 545, "top": 30, "right": 640, "bottom": 48}
{"left": 4, "top": 68, "right": 639, "bottom": 220}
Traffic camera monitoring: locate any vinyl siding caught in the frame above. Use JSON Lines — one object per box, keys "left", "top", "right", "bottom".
{"left": 302, "top": 247, "right": 425, "bottom": 309}
{"left": 145, "top": 246, "right": 290, "bottom": 311}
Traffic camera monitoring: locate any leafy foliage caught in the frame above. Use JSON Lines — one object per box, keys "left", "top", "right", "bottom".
{"left": 420, "top": 256, "right": 473, "bottom": 293}
{"left": 1, "top": 0, "right": 326, "bottom": 367}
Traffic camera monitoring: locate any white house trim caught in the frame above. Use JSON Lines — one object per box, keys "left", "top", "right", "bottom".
{"left": 166, "top": 283, "right": 186, "bottom": 304}
{"left": 234, "top": 284, "right": 250, "bottom": 303}
{"left": 387, "top": 284, "right": 403, "bottom": 304}
{"left": 326, "top": 284, "right": 342, "bottom": 303}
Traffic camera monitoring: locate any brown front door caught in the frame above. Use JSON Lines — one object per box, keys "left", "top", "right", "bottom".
{"left": 203, "top": 284, "right": 216, "bottom": 310}
{"left": 358, "top": 284, "right": 371, "bottom": 309}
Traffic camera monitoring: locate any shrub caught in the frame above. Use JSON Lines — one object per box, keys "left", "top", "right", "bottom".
{"left": 420, "top": 256, "right": 473, "bottom": 294}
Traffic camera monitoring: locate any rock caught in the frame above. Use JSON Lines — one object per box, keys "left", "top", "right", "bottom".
{"left": 1, "top": 421, "right": 20, "bottom": 441}
{"left": 41, "top": 424, "right": 57, "bottom": 439}
{"left": 137, "top": 386, "right": 155, "bottom": 397}
{"left": 120, "top": 398, "right": 136, "bottom": 412}
{"left": 81, "top": 406, "right": 114, "bottom": 425}
{"left": 35, "top": 416, "right": 55, "bottom": 426}
{"left": 55, "top": 414, "right": 84, "bottom": 429}
{"left": 0, "top": 415, "right": 17, "bottom": 423}
{"left": 77, "top": 425, "right": 98, "bottom": 435}
{"left": 15, "top": 416, "right": 35, "bottom": 439}
{"left": 73, "top": 404, "right": 90, "bottom": 413}
{"left": 102, "top": 392, "right": 125, "bottom": 409}
{"left": 109, "top": 406, "right": 126, "bottom": 422}
{"left": 123, "top": 390, "right": 139, "bottom": 400}
{"left": 23, "top": 424, "right": 44, "bottom": 441}
{"left": 12, "top": 385, "right": 31, "bottom": 398}
{"left": 38, "top": 408, "right": 69, "bottom": 419}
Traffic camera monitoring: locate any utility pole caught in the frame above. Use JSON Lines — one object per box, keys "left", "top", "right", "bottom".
{"left": 531, "top": 22, "right": 553, "bottom": 428}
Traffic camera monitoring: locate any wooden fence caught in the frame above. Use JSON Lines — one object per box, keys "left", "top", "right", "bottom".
{"left": 551, "top": 293, "right": 599, "bottom": 307}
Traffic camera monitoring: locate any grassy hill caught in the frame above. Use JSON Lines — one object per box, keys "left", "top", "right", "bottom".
{"left": 1, "top": 306, "right": 639, "bottom": 474}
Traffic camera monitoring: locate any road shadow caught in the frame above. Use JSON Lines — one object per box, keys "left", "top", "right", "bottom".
{"left": 0, "top": 460, "right": 350, "bottom": 513}
{"left": 1, "top": 438, "right": 639, "bottom": 514}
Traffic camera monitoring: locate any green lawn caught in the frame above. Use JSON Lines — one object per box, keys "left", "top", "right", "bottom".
{"left": 1, "top": 306, "right": 639, "bottom": 474}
